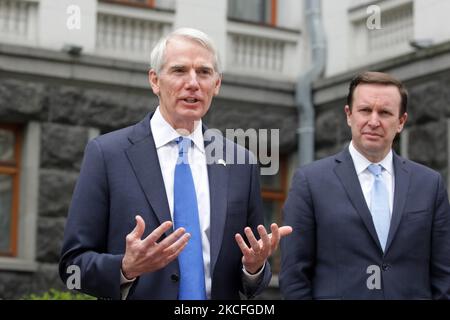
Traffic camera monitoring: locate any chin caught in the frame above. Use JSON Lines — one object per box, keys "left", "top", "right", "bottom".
{"left": 184, "top": 106, "right": 208, "bottom": 117}
{"left": 175, "top": 112, "right": 202, "bottom": 124}
{"left": 361, "top": 137, "right": 385, "bottom": 148}
{"left": 365, "top": 145, "right": 388, "bottom": 157}
{"left": 362, "top": 142, "right": 382, "bottom": 150}
{"left": 186, "top": 109, "right": 204, "bottom": 117}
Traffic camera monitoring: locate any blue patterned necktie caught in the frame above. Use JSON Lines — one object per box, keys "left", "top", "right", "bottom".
{"left": 367, "top": 164, "right": 391, "bottom": 252}
{"left": 173, "top": 137, "right": 206, "bottom": 300}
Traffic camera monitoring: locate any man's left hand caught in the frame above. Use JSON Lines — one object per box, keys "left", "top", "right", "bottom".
{"left": 235, "top": 224, "right": 293, "bottom": 274}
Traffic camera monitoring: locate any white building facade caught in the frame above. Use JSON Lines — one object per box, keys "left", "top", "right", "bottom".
{"left": 1, "top": 0, "right": 449, "bottom": 299}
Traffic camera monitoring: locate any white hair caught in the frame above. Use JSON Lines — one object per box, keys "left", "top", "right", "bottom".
{"left": 150, "top": 27, "right": 222, "bottom": 75}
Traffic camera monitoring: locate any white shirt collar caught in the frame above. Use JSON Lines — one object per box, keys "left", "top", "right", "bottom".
{"left": 349, "top": 141, "right": 393, "bottom": 176}
{"left": 150, "top": 106, "right": 205, "bottom": 153}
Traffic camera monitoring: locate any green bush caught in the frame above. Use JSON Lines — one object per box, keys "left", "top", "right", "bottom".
{"left": 23, "top": 288, "right": 96, "bottom": 300}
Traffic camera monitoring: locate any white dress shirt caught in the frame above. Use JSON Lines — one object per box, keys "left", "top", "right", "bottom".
{"left": 151, "top": 107, "right": 212, "bottom": 298}
{"left": 348, "top": 141, "right": 394, "bottom": 217}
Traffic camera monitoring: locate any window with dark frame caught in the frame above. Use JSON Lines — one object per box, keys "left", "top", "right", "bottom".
{"left": 100, "top": 0, "right": 175, "bottom": 10}
{"left": 260, "top": 155, "right": 287, "bottom": 274}
{"left": 228, "top": 0, "right": 277, "bottom": 26}
{"left": 0, "top": 125, "right": 21, "bottom": 257}
{"left": 100, "top": 0, "right": 156, "bottom": 8}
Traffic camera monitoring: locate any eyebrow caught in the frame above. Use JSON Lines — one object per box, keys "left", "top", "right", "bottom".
{"left": 355, "top": 104, "right": 396, "bottom": 112}
{"left": 168, "top": 65, "right": 186, "bottom": 71}
{"left": 197, "top": 66, "right": 214, "bottom": 72}
{"left": 167, "top": 64, "right": 214, "bottom": 71}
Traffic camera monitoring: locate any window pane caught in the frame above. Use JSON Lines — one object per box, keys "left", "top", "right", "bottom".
{"left": 128, "top": 0, "right": 147, "bottom": 4}
{"left": 0, "top": 174, "right": 13, "bottom": 253}
{"left": 117, "top": 0, "right": 150, "bottom": 6}
{"left": 155, "top": 0, "right": 175, "bottom": 9}
{"left": 0, "top": 129, "right": 15, "bottom": 162}
{"left": 228, "top": 0, "right": 267, "bottom": 23}
{"left": 111, "top": 0, "right": 175, "bottom": 9}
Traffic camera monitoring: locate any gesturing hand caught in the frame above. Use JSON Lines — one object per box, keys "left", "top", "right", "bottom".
{"left": 235, "top": 224, "right": 293, "bottom": 274}
{"left": 121, "top": 215, "right": 190, "bottom": 279}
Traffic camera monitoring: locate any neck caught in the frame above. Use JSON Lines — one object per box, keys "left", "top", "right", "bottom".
{"left": 159, "top": 109, "right": 199, "bottom": 135}
{"left": 173, "top": 122, "right": 196, "bottom": 135}
{"left": 353, "top": 142, "right": 391, "bottom": 163}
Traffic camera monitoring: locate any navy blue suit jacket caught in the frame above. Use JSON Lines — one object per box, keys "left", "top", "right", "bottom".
{"left": 59, "top": 113, "right": 271, "bottom": 299}
{"left": 280, "top": 147, "right": 450, "bottom": 299}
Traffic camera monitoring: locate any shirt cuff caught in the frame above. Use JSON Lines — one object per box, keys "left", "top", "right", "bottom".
{"left": 120, "top": 269, "right": 136, "bottom": 285}
{"left": 242, "top": 261, "right": 266, "bottom": 281}
{"left": 120, "top": 269, "right": 136, "bottom": 300}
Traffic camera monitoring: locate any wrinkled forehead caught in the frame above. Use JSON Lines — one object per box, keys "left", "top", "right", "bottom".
{"left": 353, "top": 84, "right": 402, "bottom": 106}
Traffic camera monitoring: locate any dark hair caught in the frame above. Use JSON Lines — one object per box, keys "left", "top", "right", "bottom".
{"left": 346, "top": 71, "right": 408, "bottom": 116}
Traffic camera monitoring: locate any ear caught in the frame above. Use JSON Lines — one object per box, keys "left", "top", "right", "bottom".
{"left": 397, "top": 112, "right": 408, "bottom": 133}
{"left": 148, "top": 69, "right": 160, "bottom": 96}
{"left": 213, "top": 74, "right": 222, "bottom": 96}
{"left": 344, "top": 105, "right": 352, "bottom": 127}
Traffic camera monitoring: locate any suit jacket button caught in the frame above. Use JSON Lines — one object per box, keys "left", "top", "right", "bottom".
{"left": 382, "top": 263, "right": 390, "bottom": 271}
{"left": 171, "top": 273, "right": 179, "bottom": 282}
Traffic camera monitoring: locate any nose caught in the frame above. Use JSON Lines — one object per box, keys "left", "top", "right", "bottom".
{"left": 185, "top": 70, "right": 200, "bottom": 90}
{"left": 368, "top": 113, "right": 380, "bottom": 127}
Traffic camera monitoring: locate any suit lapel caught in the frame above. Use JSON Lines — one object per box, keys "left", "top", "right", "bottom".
{"left": 205, "top": 132, "right": 228, "bottom": 276}
{"left": 126, "top": 118, "right": 230, "bottom": 273}
{"left": 334, "top": 148, "right": 382, "bottom": 250}
{"left": 385, "top": 153, "right": 410, "bottom": 252}
{"left": 125, "top": 113, "right": 172, "bottom": 233}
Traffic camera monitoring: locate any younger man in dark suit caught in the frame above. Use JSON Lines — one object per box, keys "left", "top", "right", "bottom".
{"left": 280, "top": 71, "right": 450, "bottom": 299}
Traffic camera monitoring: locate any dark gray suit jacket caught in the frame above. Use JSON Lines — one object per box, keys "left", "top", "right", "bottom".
{"left": 280, "top": 147, "right": 450, "bottom": 299}
{"left": 59, "top": 113, "right": 271, "bottom": 299}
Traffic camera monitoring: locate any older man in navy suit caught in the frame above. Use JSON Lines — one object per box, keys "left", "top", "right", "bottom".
{"left": 59, "top": 28, "right": 291, "bottom": 300}
{"left": 280, "top": 71, "right": 450, "bottom": 299}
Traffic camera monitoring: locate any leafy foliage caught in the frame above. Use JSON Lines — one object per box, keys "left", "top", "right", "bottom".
{"left": 23, "top": 288, "right": 96, "bottom": 300}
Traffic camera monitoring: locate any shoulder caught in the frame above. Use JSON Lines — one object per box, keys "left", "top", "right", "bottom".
{"left": 204, "top": 127, "right": 257, "bottom": 165}
{"left": 295, "top": 153, "right": 338, "bottom": 176}
{"left": 96, "top": 125, "right": 134, "bottom": 143}
{"left": 396, "top": 154, "right": 442, "bottom": 181}
{"left": 87, "top": 125, "right": 134, "bottom": 156}
{"left": 88, "top": 114, "right": 150, "bottom": 154}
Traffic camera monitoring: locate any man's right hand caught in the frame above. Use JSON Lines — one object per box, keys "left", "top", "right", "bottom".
{"left": 121, "top": 215, "right": 190, "bottom": 280}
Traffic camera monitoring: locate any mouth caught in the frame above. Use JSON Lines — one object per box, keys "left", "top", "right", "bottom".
{"left": 182, "top": 98, "right": 200, "bottom": 104}
{"left": 362, "top": 132, "right": 382, "bottom": 139}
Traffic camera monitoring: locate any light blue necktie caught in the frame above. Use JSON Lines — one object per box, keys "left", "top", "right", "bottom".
{"left": 367, "top": 164, "right": 391, "bottom": 252}
{"left": 173, "top": 137, "right": 206, "bottom": 300}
